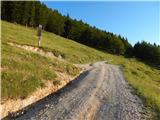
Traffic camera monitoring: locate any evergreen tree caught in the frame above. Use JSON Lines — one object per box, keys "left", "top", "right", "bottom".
{"left": 45, "top": 10, "right": 65, "bottom": 35}
{"left": 1, "top": 1, "right": 13, "bottom": 21}
{"left": 35, "top": 1, "right": 48, "bottom": 28}
{"left": 21, "top": 2, "right": 30, "bottom": 26}
{"left": 134, "top": 41, "right": 160, "bottom": 68}
{"left": 63, "top": 17, "right": 73, "bottom": 38}
{"left": 11, "top": 2, "right": 24, "bottom": 23}
{"left": 28, "top": 1, "right": 36, "bottom": 27}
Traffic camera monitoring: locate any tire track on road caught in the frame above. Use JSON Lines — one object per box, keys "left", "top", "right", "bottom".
{"left": 3, "top": 62, "right": 152, "bottom": 120}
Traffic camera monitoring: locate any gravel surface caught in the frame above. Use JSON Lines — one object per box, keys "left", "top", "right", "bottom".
{"left": 3, "top": 62, "right": 152, "bottom": 120}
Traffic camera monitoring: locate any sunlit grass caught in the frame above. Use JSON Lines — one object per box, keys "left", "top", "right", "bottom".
{"left": 1, "top": 43, "right": 80, "bottom": 99}
{"left": 1, "top": 21, "right": 110, "bottom": 64}
{"left": 1, "top": 21, "right": 160, "bottom": 116}
{"left": 109, "top": 57, "right": 160, "bottom": 114}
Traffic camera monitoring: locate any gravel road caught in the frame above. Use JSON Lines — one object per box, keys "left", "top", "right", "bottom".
{"left": 4, "top": 62, "right": 151, "bottom": 120}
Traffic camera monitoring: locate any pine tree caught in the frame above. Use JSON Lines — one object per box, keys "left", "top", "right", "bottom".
{"left": 1, "top": 1, "right": 13, "bottom": 21}
{"left": 11, "top": 2, "right": 24, "bottom": 23}
{"left": 28, "top": 1, "right": 36, "bottom": 27}
{"left": 21, "top": 2, "right": 30, "bottom": 26}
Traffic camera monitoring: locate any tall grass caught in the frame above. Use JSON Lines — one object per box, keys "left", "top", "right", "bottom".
{"left": 1, "top": 43, "right": 80, "bottom": 99}
{"left": 109, "top": 57, "right": 160, "bottom": 114}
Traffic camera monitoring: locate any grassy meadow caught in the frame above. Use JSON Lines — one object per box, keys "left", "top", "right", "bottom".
{"left": 1, "top": 21, "right": 160, "bottom": 116}
{"left": 1, "top": 43, "right": 80, "bottom": 99}
{"left": 2, "top": 21, "right": 110, "bottom": 64}
{"left": 109, "top": 56, "right": 160, "bottom": 114}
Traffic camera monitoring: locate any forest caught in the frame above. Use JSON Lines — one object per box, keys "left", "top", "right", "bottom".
{"left": 1, "top": 1, "right": 160, "bottom": 68}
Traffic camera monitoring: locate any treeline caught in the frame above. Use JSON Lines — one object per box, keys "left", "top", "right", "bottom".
{"left": 1, "top": 1, "right": 160, "bottom": 67}
{"left": 134, "top": 41, "right": 160, "bottom": 67}
{"left": 1, "top": 1, "right": 132, "bottom": 55}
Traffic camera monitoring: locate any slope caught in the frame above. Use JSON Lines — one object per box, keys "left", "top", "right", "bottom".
{"left": 1, "top": 21, "right": 160, "bottom": 118}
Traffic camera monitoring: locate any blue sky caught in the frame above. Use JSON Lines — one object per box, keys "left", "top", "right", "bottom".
{"left": 42, "top": 1, "right": 159, "bottom": 45}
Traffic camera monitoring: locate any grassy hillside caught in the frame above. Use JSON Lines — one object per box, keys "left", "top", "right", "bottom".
{"left": 109, "top": 56, "right": 160, "bottom": 114}
{"left": 2, "top": 43, "right": 80, "bottom": 99}
{"left": 2, "top": 21, "right": 111, "bottom": 64}
{"left": 1, "top": 21, "right": 160, "bottom": 115}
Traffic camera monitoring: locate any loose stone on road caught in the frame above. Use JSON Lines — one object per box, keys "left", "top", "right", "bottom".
{"left": 5, "top": 62, "right": 151, "bottom": 120}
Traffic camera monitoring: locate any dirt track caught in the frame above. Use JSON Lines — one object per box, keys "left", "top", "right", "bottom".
{"left": 4, "top": 62, "right": 151, "bottom": 120}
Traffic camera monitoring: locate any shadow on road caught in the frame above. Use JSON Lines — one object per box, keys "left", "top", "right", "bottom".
{"left": 2, "top": 69, "right": 91, "bottom": 120}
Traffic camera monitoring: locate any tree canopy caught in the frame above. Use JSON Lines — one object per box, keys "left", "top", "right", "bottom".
{"left": 134, "top": 41, "right": 160, "bottom": 67}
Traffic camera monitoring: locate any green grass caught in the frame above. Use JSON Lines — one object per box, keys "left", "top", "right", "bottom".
{"left": 1, "top": 43, "right": 80, "bottom": 99}
{"left": 109, "top": 56, "right": 160, "bottom": 114}
{"left": 2, "top": 21, "right": 110, "bottom": 64}
{"left": 1, "top": 21, "right": 160, "bottom": 116}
